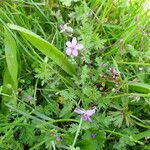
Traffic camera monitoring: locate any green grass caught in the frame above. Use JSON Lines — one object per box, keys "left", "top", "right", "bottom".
{"left": 0, "top": 0, "right": 150, "bottom": 149}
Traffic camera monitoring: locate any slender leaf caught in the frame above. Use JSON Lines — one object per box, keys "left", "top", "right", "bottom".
{"left": 4, "top": 28, "right": 18, "bottom": 89}
{"left": 129, "top": 83, "right": 150, "bottom": 93}
{"left": 133, "top": 129, "right": 150, "bottom": 140}
{"left": 1, "top": 28, "right": 18, "bottom": 112}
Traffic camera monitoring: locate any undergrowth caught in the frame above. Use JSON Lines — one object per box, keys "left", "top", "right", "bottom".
{"left": 0, "top": 0, "right": 150, "bottom": 150}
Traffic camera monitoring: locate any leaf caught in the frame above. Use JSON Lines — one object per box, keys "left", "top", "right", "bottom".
{"left": 4, "top": 28, "right": 18, "bottom": 89}
{"left": 33, "top": 111, "right": 53, "bottom": 121}
{"left": 68, "top": 124, "right": 78, "bottom": 133}
{"left": 8, "top": 24, "right": 76, "bottom": 76}
{"left": 129, "top": 83, "right": 150, "bottom": 93}
{"left": 96, "top": 131, "right": 106, "bottom": 149}
{"left": 77, "top": 139, "right": 95, "bottom": 150}
{"left": 60, "top": 0, "right": 79, "bottom": 6}
{"left": 19, "top": 126, "right": 35, "bottom": 146}
{"left": 82, "top": 130, "right": 106, "bottom": 149}
{"left": 109, "top": 111, "right": 124, "bottom": 128}
{"left": 69, "top": 146, "right": 80, "bottom": 150}
{"left": 2, "top": 69, "right": 17, "bottom": 112}
{"left": 2, "top": 28, "right": 18, "bottom": 112}
{"left": 133, "top": 129, "right": 150, "bottom": 140}
{"left": 95, "top": 113, "right": 112, "bottom": 128}
{"left": 59, "top": 100, "right": 74, "bottom": 117}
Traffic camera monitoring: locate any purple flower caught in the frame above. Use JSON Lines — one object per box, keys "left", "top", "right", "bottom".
{"left": 66, "top": 37, "right": 84, "bottom": 57}
{"left": 108, "top": 68, "right": 119, "bottom": 75}
{"left": 56, "top": 137, "right": 62, "bottom": 141}
{"left": 91, "top": 133, "right": 96, "bottom": 138}
{"left": 27, "top": 96, "right": 33, "bottom": 100}
{"left": 74, "top": 107, "right": 95, "bottom": 122}
{"left": 51, "top": 133, "right": 62, "bottom": 141}
{"left": 134, "top": 15, "right": 139, "bottom": 22}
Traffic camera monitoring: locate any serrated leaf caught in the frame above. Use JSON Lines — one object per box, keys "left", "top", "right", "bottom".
{"left": 60, "top": 101, "right": 73, "bottom": 117}
{"left": 19, "top": 126, "right": 35, "bottom": 146}
{"left": 69, "top": 124, "right": 78, "bottom": 133}
{"left": 109, "top": 111, "right": 124, "bottom": 128}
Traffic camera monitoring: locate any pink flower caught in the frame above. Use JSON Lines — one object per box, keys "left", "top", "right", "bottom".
{"left": 66, "top": 37, "right": 84, "bottom": 57}
{"left": 108, "top": 67, "right": 119, "bottom": 75}
{"left": 27, "top": 96, "right": 33, "bottom": 100}
{"left": 91, "top": 133, "right": 96, "bottom": 138}
{"left": 74, "top": 107, "right": 95, "bottom": 122}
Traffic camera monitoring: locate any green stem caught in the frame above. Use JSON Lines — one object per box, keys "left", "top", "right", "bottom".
{"left": 72, "top": 117, "right": 83, "bottom": 147}
{"left": 52, "top": 119, "right": 78, "bottom": 123}
{"left": 51, "top": 141, "right": 56, "bottom": 150}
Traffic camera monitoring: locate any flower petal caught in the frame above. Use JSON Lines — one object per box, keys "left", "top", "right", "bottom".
{"left": 85, "top": 109, "right": 95, "bottom": 116}
{"left": 56, "top": 137, "right": 62, "bottom": 141}
{"left": 66, "top": 41, "right": 72, "bottom": 47}
{"left": 72, "top": 37, "right": 77, "bottom": 45}
{"left": 60, "top": 25, "right": 64, "bottom": 30}
{"left": 63, "top": 24, "right": 68, "bottom": 29}
{"left": 91, "top": 134, "right": 96, "bottom": 138}
{"left": 66, "top": 48, "right": 72, "bottom": 56}
{"left": 72, "top": 50, "right": 78, "bottom": 56}
{"left": 74, "top": 108, "right": 85, "bottom": 114}
{"left": 76, "top": 44, "right": 84, "bottom": 50}
{"left": 82, "top": 114, "right": 92, "bottom": 122}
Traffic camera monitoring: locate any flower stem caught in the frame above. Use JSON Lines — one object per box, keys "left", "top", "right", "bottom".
{"left": 51, "top": 141, "right": 56, "bottom": 150}
{"left": 72, "top": 117, "right": 83, "bottom": 147}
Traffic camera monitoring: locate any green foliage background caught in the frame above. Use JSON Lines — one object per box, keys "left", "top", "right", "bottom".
{"left": 0, "top": 0, "right": 150, "bottom": 149}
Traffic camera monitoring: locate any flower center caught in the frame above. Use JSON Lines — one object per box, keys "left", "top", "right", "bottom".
{"left": 70, "top": 47, "right": 76, "bottom": 51}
